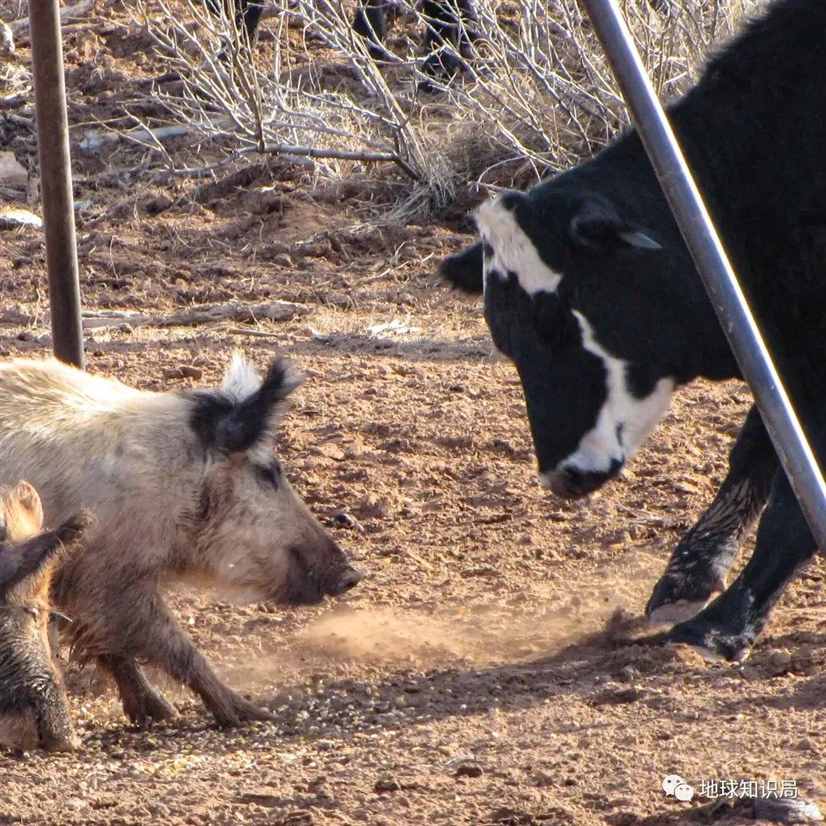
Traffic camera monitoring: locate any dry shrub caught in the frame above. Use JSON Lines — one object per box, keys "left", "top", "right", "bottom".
{"left": 129, "top": 0, "right": 759, "bottom": 220}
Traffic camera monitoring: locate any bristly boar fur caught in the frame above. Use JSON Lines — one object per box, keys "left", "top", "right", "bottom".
{"left": 0, "top": 482, "right": 89, "bottom": 752}
{"left": 0, "top": 355, "right": 362, "bottom": 729}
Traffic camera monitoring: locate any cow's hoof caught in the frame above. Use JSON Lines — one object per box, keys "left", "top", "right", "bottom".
{"left": 647, "top": 597, "right": 711, "bottom": 626}
{"left": 662, "top": 619, "right": 753, "bottom": 663}
{"left": 645, "top": 570, "right": 724, "bottom": 625}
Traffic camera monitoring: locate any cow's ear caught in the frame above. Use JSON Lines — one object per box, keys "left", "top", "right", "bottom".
{"left": 570, "top": 202, "right": 661, "bottom": 251}
{"left": 440, "top": 242, "right": 484, "bottom": 294}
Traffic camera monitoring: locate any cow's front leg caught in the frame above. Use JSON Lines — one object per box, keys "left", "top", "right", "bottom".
{"left": 653, "top": 468, "right": 816, "bottom": 661}
{"left": 646, "top": 404, "right": 777, "bottom": 624}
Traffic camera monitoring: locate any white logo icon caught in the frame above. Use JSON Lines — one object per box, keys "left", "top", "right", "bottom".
{"left": 662, "top": 774, "right": 695, "bottom": 802}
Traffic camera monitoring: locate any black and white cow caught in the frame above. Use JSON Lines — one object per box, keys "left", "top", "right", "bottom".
{"left": 440, "top": 0, "right": 826, "bottom": 662}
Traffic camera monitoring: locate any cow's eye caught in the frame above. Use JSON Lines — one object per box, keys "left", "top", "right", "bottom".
{"left": 256, "top": 460, "right": 282, "bottom": 489}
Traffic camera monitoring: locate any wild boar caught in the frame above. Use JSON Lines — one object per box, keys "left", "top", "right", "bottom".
{"left": 0, "top": 481, "right": 88, "bottom": 752}
{"left": 0, "top": 355, "right": 362, "bottom": 729}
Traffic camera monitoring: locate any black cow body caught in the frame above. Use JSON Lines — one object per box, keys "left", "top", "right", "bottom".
{"left": 218, "top": 0, "right": 478, "bottom": 83}
{"left": 440, "top": 0, "right": 826, "bottom": 661}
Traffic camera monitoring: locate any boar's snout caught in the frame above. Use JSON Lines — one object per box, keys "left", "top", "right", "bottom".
{"left": 325, "top": 565, "right": 363, "bottom": 597}
{"left": 285, "top": 532, "right": 363, "bottom": 605}
{"left": 314, "top": 535, "right": 363, "bottom": 598}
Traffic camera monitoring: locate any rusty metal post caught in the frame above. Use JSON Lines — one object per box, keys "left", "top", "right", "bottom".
{"left": 29, "top": 0, "right": 84, "bottom": 368}
{"left": 578, "top": 0, "right": 826, "bottom": 548}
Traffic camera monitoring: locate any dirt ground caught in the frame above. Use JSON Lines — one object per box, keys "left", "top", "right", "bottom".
{"left": 1, "top": 1, "right": 825, "bottom": 824}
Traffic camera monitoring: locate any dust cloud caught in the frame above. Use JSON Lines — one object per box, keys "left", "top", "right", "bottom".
{"left": 297, "top": 570, "right": 653, "bottom": 669}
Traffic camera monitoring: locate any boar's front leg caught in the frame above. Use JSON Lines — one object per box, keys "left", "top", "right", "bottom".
{"left": 98, "top": 654, "right": 178, "bottom": 728}
{"left": 33, "top": 682, "right": 80, "bottom": 752}
{"left": 108, "top": 590, "right": 273, "bottom": 728}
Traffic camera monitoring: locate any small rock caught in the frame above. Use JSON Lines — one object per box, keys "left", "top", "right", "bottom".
{"left": 618, "top": 664, "right": 639, "bottom": 683}
{"left": 374, "top": 777, "right": 401, "bottom": 793}
{"left": 0, "top": 153, "right": 26, "bottom": 189}
{"left": 314, "top": 444, "right": 345, "bottom": 461}
{"left": 768, "top": 649, "right": 793, "bottom": 675}
{"left": 161, "top": 365, "right": 202, "bottom": 381}
{"left": 179, "top": 365, "right": 203, "bottom": 380}
{"left": 333, "top": 512, "right": 364, "bottom": 532}
{"left": 453, "top": 759, "right": 483, "bottom": 779}
{"left": 282, "top": 812, "right": 313, "bottom": 826}
{"left": 142, "top": 194, "right": 173, "bottom": 215}
{"left": 236, "top": 791, "right": 281, "bottom": 807}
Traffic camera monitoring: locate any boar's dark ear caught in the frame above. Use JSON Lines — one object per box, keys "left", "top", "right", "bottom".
{"left": 570, "top": 201, "right": 661, "bottom": 252}
{"left": 208, "top": 358, "right": 302, "bottom": 454}
{"left": 0, "top": 531, "right": 64, "bottom": 596}
{"left": 190, "top": 357, "right": 303, "bottom": 454}
{"left": 440, "top": 242, "right": 484, "bottom": 294}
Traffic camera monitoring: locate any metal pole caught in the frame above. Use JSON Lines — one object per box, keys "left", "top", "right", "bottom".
{"left": 29, "top": 0, "right": 84, "bottom": 368}
{"left": 578, "top": 0, "right": 826, "bottom": 548}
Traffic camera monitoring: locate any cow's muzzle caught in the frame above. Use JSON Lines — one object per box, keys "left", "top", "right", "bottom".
{"left": 541, "top": 460, "right": 622, "bottom": 499}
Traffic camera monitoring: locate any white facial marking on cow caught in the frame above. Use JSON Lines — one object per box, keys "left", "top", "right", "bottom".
{"left": 545, "top": 310, "right": 675, "bottom": 478}
{"left": 476, "top": 198, "right": 563, "bottom": 295}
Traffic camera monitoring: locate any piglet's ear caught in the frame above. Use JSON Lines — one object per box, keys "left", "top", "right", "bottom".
{"left": 0, "top": 526, "right": 75, "bottom": 595}
{"left": 570, "top": 201, "right": 661, "bottom": 251}
{"left": 440, "top": 242, "right": 484, "bottom": 294}
{"left": 215, "top": 358, "right": 302, "bottom": 455}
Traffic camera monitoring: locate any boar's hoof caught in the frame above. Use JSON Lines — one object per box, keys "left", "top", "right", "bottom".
{"left": 123, "top": 688, "right": 179, "bottom": 729}
{"left": 43, "top": 730, "right": 81, "bottom": 752}
{"left": 212, "top": 691, "right": 273, "bottom": 729}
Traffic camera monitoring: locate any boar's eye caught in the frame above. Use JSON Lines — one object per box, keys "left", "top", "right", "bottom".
{"left": 256, "top": 460, "right": 282, "bottom": 490}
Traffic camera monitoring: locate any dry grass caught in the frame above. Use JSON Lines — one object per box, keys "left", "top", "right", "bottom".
{"left": 126, "top": 0, "right": 759, "bottom": 220}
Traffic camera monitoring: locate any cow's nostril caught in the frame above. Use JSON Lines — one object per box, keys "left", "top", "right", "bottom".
{"left": 329, "top": 568, "right": 363, "bottom": 596}
{"left": 562, "top": 466, "right": 585, "bottom": 487}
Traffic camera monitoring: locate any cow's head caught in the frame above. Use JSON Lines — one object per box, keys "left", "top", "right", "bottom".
{"left": 442, "top": 187, "right": 688, "bottom": 499}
